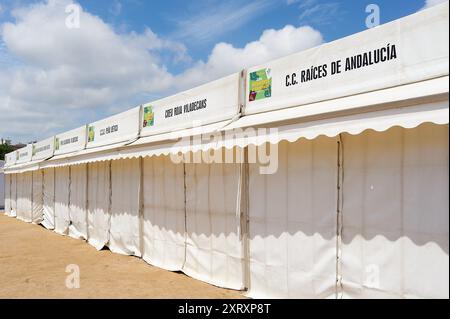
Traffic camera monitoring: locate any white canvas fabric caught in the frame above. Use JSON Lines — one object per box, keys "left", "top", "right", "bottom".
{"left": 42, "top": 168, "right": 55, "bottom": 229}
{"left": 87, "top": 161, "right": 111, "bottom": 250}
{"left": 244, "top": 3, "right": 448, "bottom": 116}
{"left": 109, "top": 158, "right": 141, "bottom": 256}
{"left": 54, "top": 166, "right": 70, "bottom": 235}
{"left": 54, "top": 126, "right": 87, "bottom": 156}
{"left": 4, "top": 151, "right": 17, "bottom": 168}
{"left": 86, "top": 107, "right": 140, "bottom": 149}
{"left": 16, "top": 172, "right": 32, "bottom": 222}
{"left": 142, "top": 156, "right": 186, "bottom": 271}
{"left": 32, "top": 136, "right": 55, "bottom": 161}
{"left": 183, "top": 160, "right": 244, "bottom": 290}
{"left": 31, "top": 170, "right": 44, "bottom": 224}
{"left": 340, "top": 123, "right": 449, "bottom": 299}
{"left": 9, "top": 174, "right": 17, "bottom": 217}
{"left": 4, "top": 173, "right": 11, "bottom": 215}
{"left": 13, "top": 174, "right": 22, "bottom": 218}
{"left": 140, "top": 73, "right": 240, "bottom": 137}
{"left": 247, "top": 138, "right": 338, "bottom": 298}
{"left": 0, "top": 166, "right": 4, "bottom": 210}
{"left": 69, "top": 164, "right": 88, "bottom": 239}
{"left": 16, "top": 145, "right": 32, "bottom": 165}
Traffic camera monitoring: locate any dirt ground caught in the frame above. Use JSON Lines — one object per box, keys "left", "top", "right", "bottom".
{"left": 0, "top": 213, "right": 244, "bottom": 299}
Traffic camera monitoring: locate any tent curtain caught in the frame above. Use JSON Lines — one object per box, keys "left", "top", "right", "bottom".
{"left": 10, "top": 174, "right": 17, "bottom": 217}
{"left": 247, "top": 138, "right": 338, "bottom": 298}
{"left": 87, "top": 161, "right": 111, "bottom": 250}
{"left": 109, "top": 158, "right": 141, "bottom": 257}
{"left": 142, "top": 156, "right": 186, "bottom": 271}
{"left": 42, "top": 168, "right": 55, "bottom": 230}
{"left": 69, "top": 164, "right": 88, "bottom": 239}
{"left": 340, "top": 123, "right": 449, "bottom": 299}
{"left": 4, "top": 173, "right": 11, "bottom": 215}
{"left": 183, "top": 159, "right": 245, "bottom": 290}
{"left": 14, "top": 173, "right": 23, "bottom": 219}
{"left": 31, "top": 170, "right": 43, "bottom": 224}
{"left": 16, "top": 172, "right": 32, "bottom": 222}
{"left": 54, "top": 166, "right": 70, "bottom": 235}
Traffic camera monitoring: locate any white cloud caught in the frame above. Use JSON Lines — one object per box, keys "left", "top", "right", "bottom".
{"left": 0, "top": 0, "right": 323, "bottom": 143}
{"left": 422, "top": 0, "right": 448, "bottom": 9}
{"left": 0, "top": 0, "right": 182, "bottom": 142}
{"left": 175, "top": 24, "right": 323, "bottom": 90}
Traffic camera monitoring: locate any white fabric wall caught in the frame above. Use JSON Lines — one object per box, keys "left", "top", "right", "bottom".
{"left": 0, "top": 170, "right": 4, "bottom": 210}
{"left": 42, "top": 168, "right": 55, "bottom": 229}
{"left": 16, "top": 172, "right": 32, "bottom": 222}
{"left": 341, "top": 123, "right": 449, "bottom": 299}
{"left": 184, "top": 160, "right": 244, "bottom": 290}
{"left": 87, "top": 161, "right": 111, "bottom": 250}
{"left": 54, "top": 166, "right": 70, "bottom": 235}
{"left": 31, "top": 170, "right": 44, "bottom": 224}
{"left": 14, "top": 173, "right": 23, "bottom": 219}
{"left": 142, "top": 156, "right": 185, "bottom": 271}
{"left": 4, "top": 123, "right": 447, "bottom": 299}
{"left": 69, "top": 164, "right": 88, "bottom": 239}
{"left": 109, "top": 158, "right": 141, "bottom": 256}
{"left": 4, "top": 173, "right": 11, "bottom": 214}
{"left": 247, "top": 139, "right": 338, "bottom": 298}
{"left": 10, "top": 173, "right": 17, "bottom": 217}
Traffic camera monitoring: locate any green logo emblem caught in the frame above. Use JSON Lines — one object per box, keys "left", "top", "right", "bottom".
{"left": 143, "top": 106, "right": 154, "bottom": 128}
{"left": 88, "top": 126, "right": 95, "bottom": 142}
{"left": 249, "top": 68, "right": 272, "bottom": 102}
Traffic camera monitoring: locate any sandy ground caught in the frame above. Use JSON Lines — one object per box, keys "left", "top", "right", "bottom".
{"left": 0, "top": 213, "right": 244, "bottom": 299}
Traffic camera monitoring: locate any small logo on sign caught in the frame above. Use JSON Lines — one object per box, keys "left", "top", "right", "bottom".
{"left": 143, "top": 105, "right": 155, "bottom": 128}
{"left": 88, "top": 126, "right": 95, "bottom": 142}
{"left": 249, "top": 68, "right": 272, "bottom": 102}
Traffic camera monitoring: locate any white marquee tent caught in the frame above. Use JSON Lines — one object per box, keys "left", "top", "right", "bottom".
{"left": 3, "top": 3, "right": 449, "bottom": 298}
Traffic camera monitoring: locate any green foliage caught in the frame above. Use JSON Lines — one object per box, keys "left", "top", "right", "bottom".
{"left": 0, "top": 143, "right": 14, "bottom": 161}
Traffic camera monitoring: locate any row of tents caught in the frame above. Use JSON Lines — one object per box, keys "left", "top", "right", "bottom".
{"left": 2, "top": 3, "right": 449, "bottom": 298}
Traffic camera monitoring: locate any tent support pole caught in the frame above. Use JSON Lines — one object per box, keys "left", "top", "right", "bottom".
{"left": 138, "top": 157, "right": 145, "bottom": 258}
{"left": 14, "top": 174, "right": 17, "bottom": 217}
{"left": 68, "top": 165, "right": 72, "bottom": 235}
{"left": 239, "top": 146, "right": 250, "bottom": 291}
{"left": 52, "top": 168, "right": 55, "bottom": 228}
{"left": 107, "top": 161, "right": 112, "bottom": 246}
{"left": 336, "top": 134, "right": 344, "bottom": 299}
{"left": 31, "top": 171, "right": 34, "bottom": 222}
{"left": 41, "top": 169, "right": 44, "bottom": 224}
{"left": 182, "top": 160, "right": 188, "bottom": 270}
{"left": 85, "top": 163, "right": 90, "bottom": 242}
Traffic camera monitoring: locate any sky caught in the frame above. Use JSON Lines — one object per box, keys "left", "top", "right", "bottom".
{"left": 0, "top": 0, "right": 447, "bottom": 143}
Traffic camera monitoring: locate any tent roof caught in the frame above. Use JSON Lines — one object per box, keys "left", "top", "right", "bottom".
{"left": 4, "top": 76, "right": 445, "bottom": 172}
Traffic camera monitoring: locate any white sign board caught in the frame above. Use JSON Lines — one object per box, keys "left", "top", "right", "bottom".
{"left": 32, "top": 136, "right": 55, "bottom": 161}
{"left": 86, "top": 106, "right": 140, "bottom": 149}
{"left": 245, "top": 3, "right": 449, "bottom": 115}
{"left": 141, "top": 73, "right": 240, "bottom": 137}
{"left": 16, "top": 144, "right": 33, "bottom": 164}
{"left": 54, "top": 126, "right": 87, "bottom": 156}
{"left": 4, "top": 151, "right": 17, "bottom": 167}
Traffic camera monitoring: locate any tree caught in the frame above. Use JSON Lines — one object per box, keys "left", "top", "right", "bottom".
{"left": 0, "top": 143, "right": 14, "bottom": 161}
